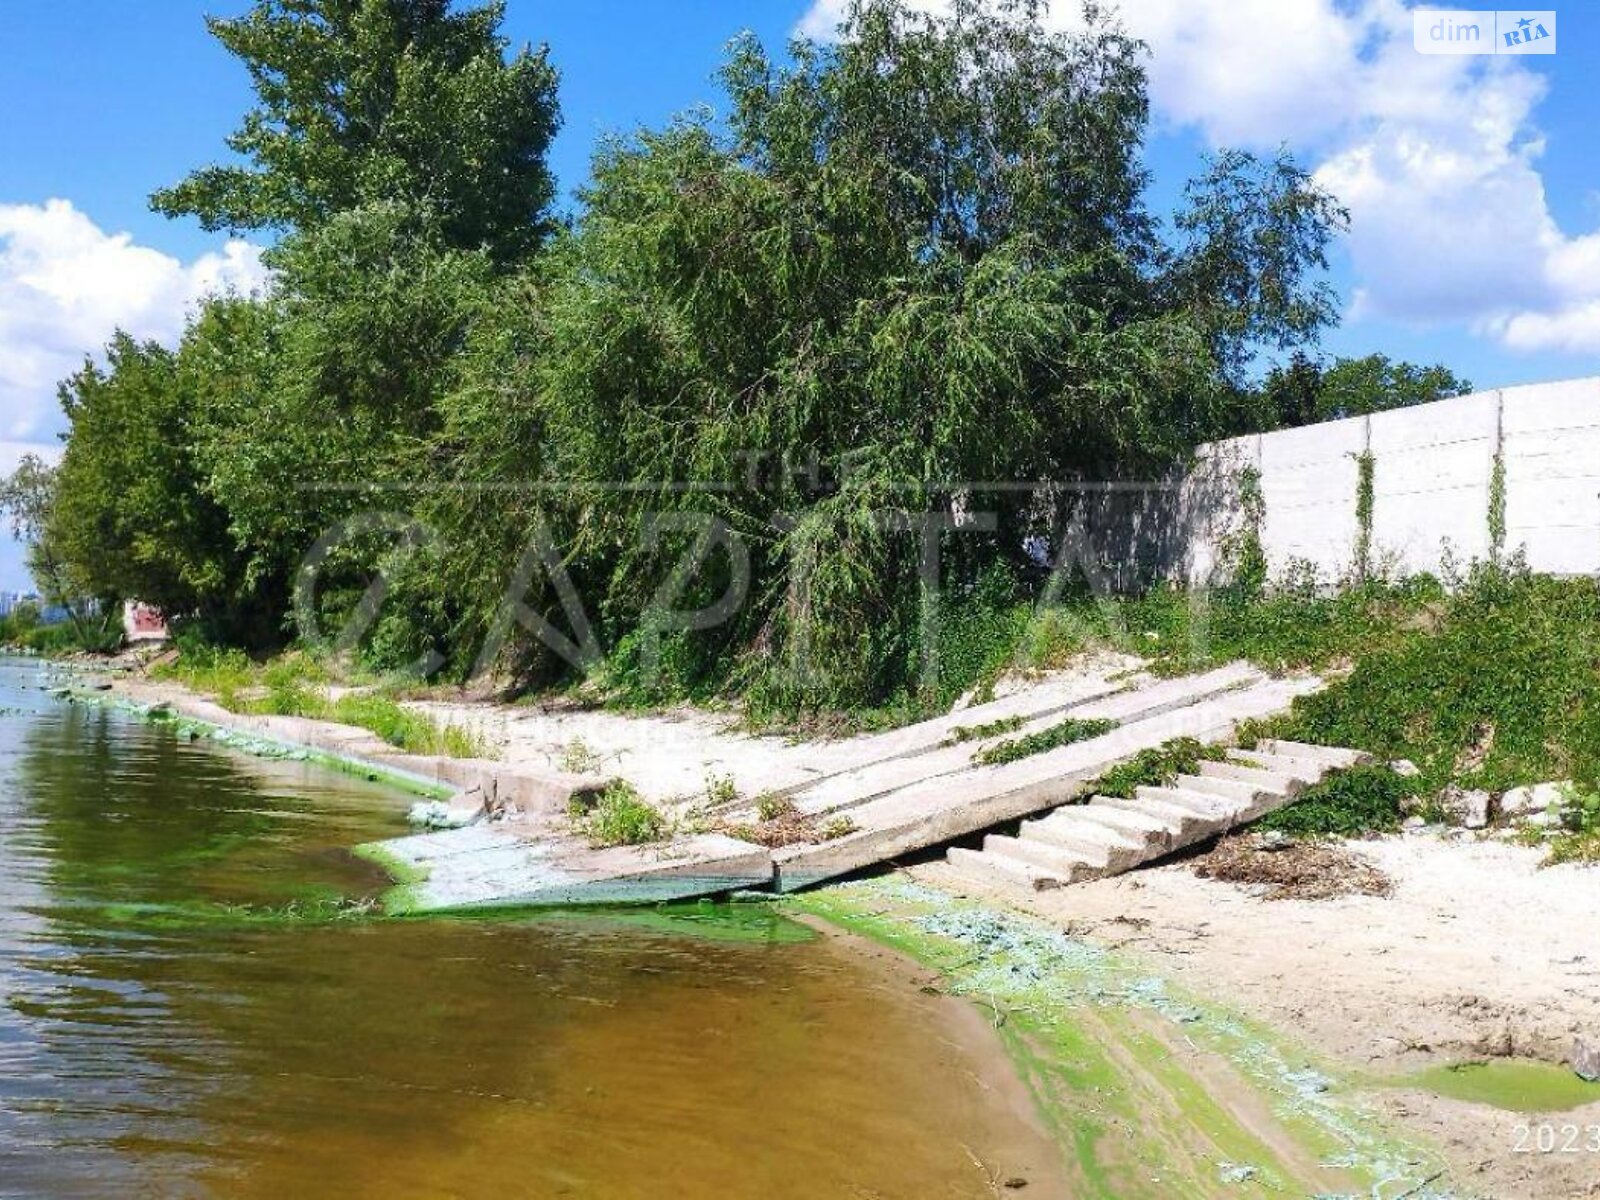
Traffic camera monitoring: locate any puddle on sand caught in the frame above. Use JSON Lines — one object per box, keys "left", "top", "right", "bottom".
{"left": 1406, "top": 1059, "right": 1600, "bottom": 1113}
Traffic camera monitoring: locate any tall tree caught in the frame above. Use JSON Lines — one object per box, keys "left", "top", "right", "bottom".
{"left": 1170, "top": 149, "right": 1348, "bottom": 383}
{"left": 0, "top": 456, "right": 105, "bottom": 643}
{"left": 151, "top": 0, "right": 561, "bottom": 261}
{"left": 47, "top": 335, "right": 247, "bottom": 627}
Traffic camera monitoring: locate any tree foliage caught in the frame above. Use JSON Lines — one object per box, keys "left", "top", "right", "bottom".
{"left": 151, "top": 0, "right": 561, "bottom": 261}
{"left": 1260, "top": 352, "right": 1471, "bottom": 429}
{"left": 31, "top": 0, "right": 1420, "bottom": 713}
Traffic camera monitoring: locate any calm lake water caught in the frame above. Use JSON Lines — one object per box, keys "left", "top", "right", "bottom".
{"left": 0, "top": 657, "right": 1059, "bottom": 1198}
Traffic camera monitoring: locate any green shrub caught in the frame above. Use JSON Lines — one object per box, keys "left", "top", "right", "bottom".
{"left": 1258, "top": 766, "right": 1418, "bottom": 838}
{"left": 943, "top": 715, "right": 1024, "bottom": 745}
{"left": 1092, "top": 737, "right": 1218, "bottom": 798}
{"left": 577, "top": 782, "right": 666, "bottom": 848}
{"left": 755, "top": 792, "right": 795, "bottom": 822}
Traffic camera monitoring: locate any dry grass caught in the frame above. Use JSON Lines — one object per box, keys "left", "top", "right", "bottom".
{"left": 1194, "top": 834, "right": 1392, "bottom": 901}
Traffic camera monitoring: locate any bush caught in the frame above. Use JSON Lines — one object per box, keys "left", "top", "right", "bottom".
{"left": 1258, "top": 766, "right": 1418, "bottom": 838}
{"left": 576, "top": 782, "right": 666, "bottom": 847}
{"left": 1092, "top": 738, "right": 1218, "bottom": 799}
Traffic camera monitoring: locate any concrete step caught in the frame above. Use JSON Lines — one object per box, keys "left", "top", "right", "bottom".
{"left": 1173, "top": 772, "right": 1276, "bottom": 806}
{"left": 1102, "top": 792, "right": 1228, "bottom": 834}
{"left": 1258, "top": 739, "right": 1373, "bottom": 769}
{"left": 1225, "top": 748, "right": 1331, "bottom": 781}
{"left": 774, "top": 674, "right": 1324, "bottom": 892}
{"left": 1074, "top": 804, "right": 1184, "bottom": 840}
{"left": 1196, "top": 759, "right": 1308, "bottom": 795}
{"left": 982, "top": 833, "right": 1107, "bottom": 880}
{"left": 1132, "top": 785, "right": 1243, "bottom": 820}
{"left": 936, "top": 737, "right": 1372, "bottom": 899}
{"left": 1020, "top": 813, "right": 1148, "bottom": 871}
{"left": 947, "top": 845, "right": 1067, "bottom": 892}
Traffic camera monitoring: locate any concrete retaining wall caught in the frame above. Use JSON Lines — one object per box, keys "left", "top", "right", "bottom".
{"left": 1175, "top": 377, "right": 1600, "bottom": 585}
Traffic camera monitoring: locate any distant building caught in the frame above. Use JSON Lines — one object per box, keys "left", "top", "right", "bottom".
{"left": 0, "top": 591, "right": 41, "bottom": 619}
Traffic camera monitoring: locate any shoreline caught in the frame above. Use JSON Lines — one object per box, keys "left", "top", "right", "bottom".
{"left": 48, "top": 660, "right": 1600, "bottom": 1195}
{"left": 789, "top": 877, "right": 1452, "bottom": 1197}
{"left": 908, "top": 847, "right": 1600, "bottom": 1199}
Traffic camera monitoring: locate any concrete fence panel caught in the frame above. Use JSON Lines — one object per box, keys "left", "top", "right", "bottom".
{"left": 1256, "top": 414, "right": 1367, "bottom": 581}
{"left": 1368, "top": 390, "right": 1500, "bottom": 575}
{"left": 1158, "top": 377, "right": 1600, "bottom": 588}
{"left": 1501, "top": 379, "right": 1600, "bottom": 576}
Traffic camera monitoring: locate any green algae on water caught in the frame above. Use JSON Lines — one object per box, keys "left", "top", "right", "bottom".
{"left": 1408, "top": 1059, "right": 1600, "bottom": 1114}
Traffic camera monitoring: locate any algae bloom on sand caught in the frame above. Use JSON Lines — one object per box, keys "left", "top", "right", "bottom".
{"left": 790, "top": 878, "right": 1456, "bottom": 1199}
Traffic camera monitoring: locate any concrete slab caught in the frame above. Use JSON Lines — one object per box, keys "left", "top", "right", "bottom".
{"left": 771, "top": 663, "right": 1263, "bottom": 820}
{"left": 359, "top": 828, "right": 773, "bottom": 913}
{"left": 772, "top": 676, "right": 1320, "bottom": 891}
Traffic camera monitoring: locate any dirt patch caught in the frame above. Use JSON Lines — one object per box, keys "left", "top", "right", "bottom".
{"left": 1193, "top": 834, "right": 1392, "bottom": 900}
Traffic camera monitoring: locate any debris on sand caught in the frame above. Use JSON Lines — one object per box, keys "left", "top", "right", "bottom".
{"left": 1194, "top": 834, "right": 1392, "bottom": 901}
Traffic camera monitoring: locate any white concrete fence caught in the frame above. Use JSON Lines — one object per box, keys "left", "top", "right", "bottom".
{"left": 1071, "top": 376, "right": 1600, "bottom": 589}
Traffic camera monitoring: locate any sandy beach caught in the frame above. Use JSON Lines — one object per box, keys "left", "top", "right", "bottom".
{"left": 916, "top": 835, "right": 1600, "bottom": 1198}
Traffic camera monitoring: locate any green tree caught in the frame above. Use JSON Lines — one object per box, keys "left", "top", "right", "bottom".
{"left": 1169, "top": 149, "right": 1349, "bottom": 383}
{"left": 433, "top": 0, "right": 1346, "bottom": 706}
{"left": 1319, "top": 353, "right": 1470, "bottom": 419}
{"left": 0, "top": 456, "right": 106, "bottom": 644}
{"left": 47, "top": 335, "right": 248, "bottom": 632}
{"left": 184, "top": 208, "right": 495, "bottom": 644}
{"left": 151, "top": 0, "right": 561, "bottom": 261}
{"left": 1258, "top": 352, "right": 1470, "bottom": 428}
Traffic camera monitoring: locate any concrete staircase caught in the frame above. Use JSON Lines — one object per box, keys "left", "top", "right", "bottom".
{"left": 945, "top": 739, "right": 1374, "bottom": 892}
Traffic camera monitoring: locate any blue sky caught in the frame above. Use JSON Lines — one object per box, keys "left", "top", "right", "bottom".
{"left": 2, "top": 1, "right": 1598, "bottom": 589}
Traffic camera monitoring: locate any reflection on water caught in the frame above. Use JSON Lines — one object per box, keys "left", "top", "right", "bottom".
{"left": 0, "top": 660, "right": 1058, "bottom": 1198}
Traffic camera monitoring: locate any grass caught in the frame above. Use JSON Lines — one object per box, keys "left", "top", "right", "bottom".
{"left": 941, "top": 716, "right": 1024, "bottom": 746}
{"left": 1548, "top": 786, "right": 1600, "bottom": 865}
{"left": 972, "top": 717, "right": 1118, "bottom": 766}
{"left": 572, "top": 782, "right": 666, "bottom": 847}
{"left": 1091, "top": 738, "right": 1225, "bottom": 799}
{"left": 152, "top": 643, "right": 486, "bottom": 759}
{"left": 558, "top": 738, "right": 603, "bottom": 774}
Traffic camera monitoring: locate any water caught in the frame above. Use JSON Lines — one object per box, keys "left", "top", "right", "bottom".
{"left": 0, "top": 659, "right": 1061, "bottom": 1198}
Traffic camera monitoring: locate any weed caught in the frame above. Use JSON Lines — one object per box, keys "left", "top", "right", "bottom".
{"left": 1092, "top": 737, "right": 1221, "bottom": 799}
{"left": 820, "top": 816, "right": 857, "bottom": 840}
{"left": 942, "top": 716, "right": 1024, "bottom": 746}
{"left": 705, "top": 772, "right": 739, "bottom": 807}
{"left": 1549, "top": 787, "right": 1600, "bottom": 864}
{"left": 973, "top": 717, "right": 1118, "bottom": 766}
{"left": 755, "top": 792, "right": 795, "bottom": 822}
{"left": 1258, "top": 766, "right": 1418, "bottom": 838}
{"left": 576, "top": 782, "right": 666, "bottom": 847}
{"left": 559, "top": 738, "right": 602, "bottom": 774}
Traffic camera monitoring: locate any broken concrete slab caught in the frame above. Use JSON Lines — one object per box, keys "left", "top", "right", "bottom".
{"left": 945, "top": 737, "right": 1367, "bottom": 893}
{"left": 359, "top": 827, "right": 773, "bottom": 913}
{"left": 1574, "top": 1038, "right": 1600, "bottom": 1083}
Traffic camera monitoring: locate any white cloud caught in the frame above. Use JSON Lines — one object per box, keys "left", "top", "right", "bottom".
{"left": 796, "top": 0, "right": 1600, "bottom": 355}
{"left": 0, "top": 199, "right": 268, "bottom": 446}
